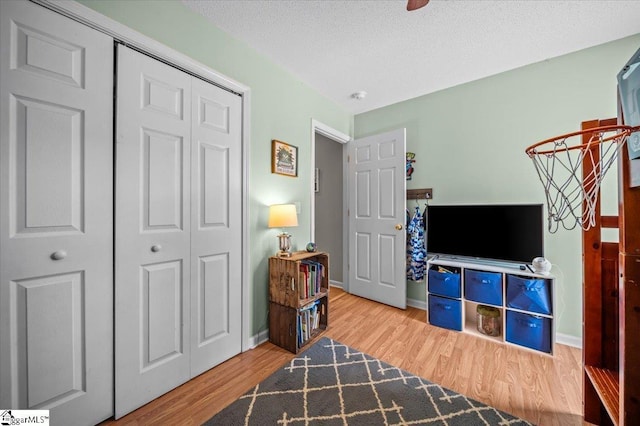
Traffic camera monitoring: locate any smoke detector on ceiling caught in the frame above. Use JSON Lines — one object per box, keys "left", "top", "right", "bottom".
{"left": 350, "top": 91, "right": 367, "bottom": 100}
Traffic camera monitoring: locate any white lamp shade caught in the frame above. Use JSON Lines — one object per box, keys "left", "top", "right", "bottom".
{"left": 268, "top": 204, "right": 298, "bottom": 228}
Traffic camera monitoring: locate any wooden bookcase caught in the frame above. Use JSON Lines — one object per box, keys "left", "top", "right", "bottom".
{"left": 268, "top": 251, "right": 329, "bottom": 353}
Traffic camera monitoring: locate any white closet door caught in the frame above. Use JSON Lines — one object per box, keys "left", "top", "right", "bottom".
{"left": 115, "top": 46, "right": 192, "bottom": 418}
{"left": 189, "top": 78, "right": 242, "bottom": 376}
{"left": 0, "top": 1, "right": 114, "bottom": 425}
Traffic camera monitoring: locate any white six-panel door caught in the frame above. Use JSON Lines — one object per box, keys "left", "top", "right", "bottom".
{"left": 115, "top": 45, "right": 242, "bottom": 417}
{"left": 189, "top": 78, "right": 242, "bottom": 376}
{"left": 115, "top": 46, "right": 193, "bottom": 418}
{"left": 0, "top": 1, "right": 114, "bottom": 425}
{"left": 348, "top": 129, "right": 407, "bottom": 309}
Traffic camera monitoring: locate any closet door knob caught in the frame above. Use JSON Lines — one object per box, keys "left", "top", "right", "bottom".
{"left": 395, "top": 223, "right": 403, "bottom": 230}
{"left": 51, "top": 250, "right": 67, "bottom": 260}
{"left": 151, "top": 244, "right": 162, "bottom": 253}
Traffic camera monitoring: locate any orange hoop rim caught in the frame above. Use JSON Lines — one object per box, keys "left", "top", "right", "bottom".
{"left": 525, "top": 125, "right": 639, "bottom": 156}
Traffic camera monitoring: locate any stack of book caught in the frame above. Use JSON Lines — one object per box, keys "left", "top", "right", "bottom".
{"left": 299, "top": 260, "right": 325, "bottom": 299}
{"left": 297, "top": 300, "right": 321, "bottom": 347}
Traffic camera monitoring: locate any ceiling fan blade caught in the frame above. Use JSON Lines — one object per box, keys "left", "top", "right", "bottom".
{"left": 407, "top": 0, "right": 430, "bottom": 11}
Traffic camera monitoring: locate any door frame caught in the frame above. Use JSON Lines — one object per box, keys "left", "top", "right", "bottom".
{"left": 33, "top": 0, "right": 254, "bottom": 351}
{"left": 310, "top": 119, "right": 350, "bottom": 290}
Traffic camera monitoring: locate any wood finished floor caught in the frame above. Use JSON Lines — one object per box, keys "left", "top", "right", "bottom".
{"left": 100, "top": 287, "right": 586, "bottom": 425}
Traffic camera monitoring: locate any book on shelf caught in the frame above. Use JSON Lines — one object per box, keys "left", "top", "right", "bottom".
{"left": 297, "top": 299, "right": 322, "bottom": 347}
{"left": 299, "top": 263, "right": 308, "bottom": 298}
{"left": 299, "top": 260, "right": 325, "bottom": 299}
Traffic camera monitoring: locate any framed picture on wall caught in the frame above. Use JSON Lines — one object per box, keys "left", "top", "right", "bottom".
{"left": 271, "top": 139, "right": 298, "bottom": 177}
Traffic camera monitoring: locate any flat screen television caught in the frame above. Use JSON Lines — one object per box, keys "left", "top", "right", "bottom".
{"left": 426, "top": 204, "right": 544, "bottom": 264}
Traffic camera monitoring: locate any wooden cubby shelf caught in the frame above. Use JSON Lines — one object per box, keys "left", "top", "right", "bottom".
{"left": 268, "top": 251, "right": 330, "bottom": 353}
{"left": 426, "top": 257, "right": 555, "bottom": 355}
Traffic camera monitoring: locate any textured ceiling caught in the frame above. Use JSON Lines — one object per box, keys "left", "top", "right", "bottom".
{"left": 182, "top": 0, "right": 640, "bottom": 114}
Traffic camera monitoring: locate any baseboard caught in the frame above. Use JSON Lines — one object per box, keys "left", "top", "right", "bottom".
{"left": 407, "top": 297, "right": 426, "bottom": 311}
{"left": 247, "top": 329, "right": 270, "bottom": 350}
{"left": 329, "top": 280, "right": 343, "bottom": 289}
{"left": 555, "top": 333, "right": 582, "bottom": 349}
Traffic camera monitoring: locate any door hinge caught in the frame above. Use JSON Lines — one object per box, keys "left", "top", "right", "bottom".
{"left": 347, "top": 155, "right": 350, "bottom": 162}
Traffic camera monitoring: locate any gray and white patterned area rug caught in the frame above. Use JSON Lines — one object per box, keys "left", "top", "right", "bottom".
{"left": 204, "top": 337, "right": 532, "bottom": 425}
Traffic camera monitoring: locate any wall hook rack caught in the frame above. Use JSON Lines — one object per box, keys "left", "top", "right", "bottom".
{"left": 406, "top": 188, "right": 432, "bottom": 200}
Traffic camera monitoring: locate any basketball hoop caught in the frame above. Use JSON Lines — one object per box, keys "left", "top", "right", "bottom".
{"left": 525, "top": 125, "right": 639, "bottom": 233}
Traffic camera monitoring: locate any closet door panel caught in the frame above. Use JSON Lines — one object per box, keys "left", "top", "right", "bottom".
{"left": 142, "top": 261, "right": 184, "bottom": 365}
{"left": 13, "top": 95, "right": 83, "bottom": 235}
{"left": 142, "top": 129, "right": 185, "bottom": 230}
{"left": 0, "top": 1, "right": 114, "bottom": 425}
{"left": 200, "top": 142, "right": 229, "bottom": 227}
{"left": 198, "top": 254, "right": 230, "bottom": 340}
{"left": 190, "top": 78, "right": 242, "bottom": 377}
{"left": 115, "top": 45, "right": 191, "bottom": 418}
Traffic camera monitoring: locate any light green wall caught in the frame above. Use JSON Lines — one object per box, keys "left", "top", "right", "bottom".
{"left": 74, "top": 0, "right": 640, "bottom": 341}
{"left": 76, "top": 0, "right": 353, "bottom": 336}
{"left": 355, "top": 34, "right": 640, "bottom": 339}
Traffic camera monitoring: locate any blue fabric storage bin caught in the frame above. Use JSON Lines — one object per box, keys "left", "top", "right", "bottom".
{"left": 464, "top": 269, "right": 503, "bottom": 306}
{"left": 506, "top": 310, "right": 552, "bottom": 353}
{"left": 428, "top": 294, "right": 462, "bottom": 331}
{"left": 506, "top": 275, "right": 552, "bottom": 315}
{"left": 427, "top": 266, "right": 461, "bottom": 299}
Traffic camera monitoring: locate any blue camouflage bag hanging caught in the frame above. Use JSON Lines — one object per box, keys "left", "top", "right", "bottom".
{"left": 406, "top": 206, "right": 426, "bottom": 281}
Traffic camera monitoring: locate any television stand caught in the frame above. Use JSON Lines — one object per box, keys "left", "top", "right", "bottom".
{"left": 426, "top": 257, "right": 555, "bottom": 355}
{"left": 430, "top": 254, "right": 529, "bottom": 272}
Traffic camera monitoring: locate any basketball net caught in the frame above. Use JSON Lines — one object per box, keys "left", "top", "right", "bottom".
{"left": 525, "top": 125, "right": 636, "bottom": 233}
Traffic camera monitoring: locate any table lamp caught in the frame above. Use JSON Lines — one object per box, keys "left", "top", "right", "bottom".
{"left": 268, "top": 204, "right": 298, "bottom": 257}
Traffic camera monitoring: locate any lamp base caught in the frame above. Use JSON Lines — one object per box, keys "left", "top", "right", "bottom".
{"left": 276, "top": 232, "right": 292, "bottom": 257}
